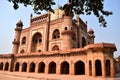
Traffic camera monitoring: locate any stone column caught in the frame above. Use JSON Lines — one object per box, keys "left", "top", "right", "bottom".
{"left": 35, "top": 63, "right": 38, "bottom": 73}
{"left": 8, "top": 63, "right": 11, "bottom": 71}
{"left": 56, "top": 63, "right": 60, "bottom": 74}
{"left": 70, "top": 61, "right": 74, "bottom": 75}
{"left": 45, "top": 63, "right": 48, "bottom": 74}
{"left": 19, "top": 64, "right": 22, "bottom": 72}
{"left": 111, "top": 59, "right": 115, "bottom": 78}
{"left": 102, "top": 60, "right": 106, "bottom": 78}
{"left": 27, "top": 63, "right": 30, "bottom": 72}
{"left": 92, "top": 60, "right": 95, "bottom": 77}
{"left": 86, "top": 61, "right": 89, "bottom": 76}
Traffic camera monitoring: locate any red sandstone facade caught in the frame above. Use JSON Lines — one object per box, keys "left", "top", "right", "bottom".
{"left": 0, "top": 9, "right": 117, "bottom": 78}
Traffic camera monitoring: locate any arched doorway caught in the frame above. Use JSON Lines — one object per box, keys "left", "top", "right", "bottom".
{"left": 52, "top": 45, "right": 59, "bottom": 51}
{"left": 60, "top": 61, "right": 69, "bottom": 74}
{"left": 106, "top": 60, "right": 110, "bottom": 76}
{"left": 48, "top": 61, "right": 56, "bottom": 74}
{"left": 74, "top": 61, "right": 85, "bottom": 75}
{"left": 82, "top": 37, "right": 87, "bottom": 47}
{"left": 89, "top": 60, "right": 92, "bottom": 76}
{"left": 95, "top": 60, "right": 102, "bottom": 76}
{"left": 31, "top": 32, "right": 42, "bottom": 52}
{"left": 38, "top": 62, "right": 45, "bottom": 73}
{"left": 22, "top": 62, "right": 27, "bottom": 72}
{"left": 0, "top": 62, "right": 3, "bottom": 70}
{"left": 29, "top": 62, "right": 35, "bottom": 72}
{"left": 4, "top": 62, "right": 9, "bottom": 71}
{"left": 15, "top": 62, "right": 20, "bottom": 71}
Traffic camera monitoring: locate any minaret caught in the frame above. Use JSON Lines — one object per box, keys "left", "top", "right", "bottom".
{"left": 61, "top": 3, "right": 74, "bottom": 49}
{"left": 88, "top": 28, "right": 95, "bottom": 44}
{"left": 12, "top": 20, "right": 23, "bottom": 54}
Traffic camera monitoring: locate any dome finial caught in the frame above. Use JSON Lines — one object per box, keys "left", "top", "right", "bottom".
{"left": 16, "top": 19, "right": 23, "bottom": 27}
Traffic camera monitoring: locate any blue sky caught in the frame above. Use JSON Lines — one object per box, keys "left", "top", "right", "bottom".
{"left": 0, "top": 0, "right": 120, "bottom": 58}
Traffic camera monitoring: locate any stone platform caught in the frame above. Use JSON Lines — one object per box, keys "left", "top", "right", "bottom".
{"left": 0, "top": 71, "right": 120, "bottom": 80}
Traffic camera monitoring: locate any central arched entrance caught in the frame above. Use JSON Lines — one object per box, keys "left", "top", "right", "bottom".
{"left": 74, "top": 61, "right": 85, "bottom": 75}
{"left": 95, "top": 60, "right": 102, "bottom": 76}
{"left": 38, "top": 62, "right": 45, "bottom": 73}
{"left": 22, "top": 62, "right": 27, "bottom": 72}
{"left": 31, "top": 32, "right": 42, "bottom": 52}
{"left": 29, "top": 62, "right": 35, "bottom": 72}
{"left": 48, "top": 61, "right": 56, "bottom": 74}
{"left": 60, "top": 61, "right": 69, "bottom": 74}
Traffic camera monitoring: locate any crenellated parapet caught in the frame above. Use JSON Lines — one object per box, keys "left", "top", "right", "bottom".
{"left": 30, "top": 14, "right": 49, "bottom": 27}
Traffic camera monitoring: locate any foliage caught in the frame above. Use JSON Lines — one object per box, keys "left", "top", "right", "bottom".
{"left": 8, "top": 0, "right": 112, "bottom": 27}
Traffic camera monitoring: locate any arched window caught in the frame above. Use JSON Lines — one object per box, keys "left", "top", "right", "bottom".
{"left": 74, "top": 61, "right": 85, "bottom": 75}
{"left": 65, "top": 27, "right": 67, "bottom": 30}
{"left": 52, "top": 45, "right": 59, "bottom": 51}
{"left": 29, "top": 62, "right": 35, "bottom": 72}
{"left": 52, "top": 29, "right": 60, "bottom": 39}
{"left": 82, "top": 37, "right": 87, "bottom": 47}
{"left": 60, "top": 61, "right": 69, "bottom": 74}
{"left": 21, "top": 37, "right": 26, "bottom": 44}
{"left": 20, "top": 49, "right": 25, "bottom": 53}
{"left": 48, "top": 61, "right": 56, "bottom": 74}
{"left": 22, "top": 62, "right": 27, "bottom": 72}
{"left": 38, "top": 62, "right": 45, "bottom": 73}
{"left": 95, "top": 60, "right": 102, "bottom": 76}
{"left": 4, "top": 62, "right": 9, "bottom": 71}
{"left": 15, "top": 62, "right": 20, "bottom": 71}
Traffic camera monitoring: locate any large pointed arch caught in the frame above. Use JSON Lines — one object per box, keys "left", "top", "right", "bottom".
{"left": 15, "top": 62, "right": 20, "bottom": 71}
{"left": 95, "top": 60, "right": 102, "bottom": 76}
{"left": 4, "top": 62, "right": 9, "bottom": 71}
{"left": 48, "top": 61, "right": 56, "bottom": 74}
{"left": 60, "top": 61, "right": 69, "bottom": 74}
{"left": 31, "top": 32, "right": 42, "bottom": 52}
{"left": 74, "top": 61, "right": 85, "bottom": 75}
{"left": 0, "top": 62, "right": 3, "bottom": 70}
{"left": 38, "top": 62, "right": 45, "bottom": 73}
{"left": 29, "top": 62, "right": 35, "bottom": 72}
{"left": 22, "top": 62, "right": 27, "bottom": 72}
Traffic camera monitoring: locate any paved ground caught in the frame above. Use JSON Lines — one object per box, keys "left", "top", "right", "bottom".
{"left": 0, "top": 71, "right": 120, "bottom": 80}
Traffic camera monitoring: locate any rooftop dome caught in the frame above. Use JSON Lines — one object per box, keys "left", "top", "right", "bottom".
{"left": 88, "top": 28, "right": 94, "bottom": 34}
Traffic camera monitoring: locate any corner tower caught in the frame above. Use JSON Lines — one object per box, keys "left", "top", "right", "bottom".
{"left": 61, "top": 3, "right": 74, "bottom": 49}
{"left": 12, "top": 20, "right": 23, "bottom": 54}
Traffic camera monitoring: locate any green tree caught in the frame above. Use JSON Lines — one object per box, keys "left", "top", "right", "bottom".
{"left": 8, "top": 0, "right": 112, "bottom": 27}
